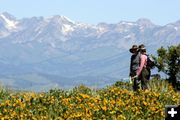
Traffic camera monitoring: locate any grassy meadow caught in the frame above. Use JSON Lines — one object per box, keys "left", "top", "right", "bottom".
{"left": 0, "top": 79, "right": 180, "bottom": 120}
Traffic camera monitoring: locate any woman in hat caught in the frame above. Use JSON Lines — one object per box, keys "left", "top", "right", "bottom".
{"left": 138, "top": 44, "right": 151, "bottom": 81}
{"left": 136, "top": 47, "right": 150, "bottom": 90}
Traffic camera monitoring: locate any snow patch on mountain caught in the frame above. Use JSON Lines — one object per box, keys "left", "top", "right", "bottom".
{"left": 120, "top": 21, "right": 136, "bottom": 26}
{"left": 61, "top": 15, "right": 75, "bottom": 24}
{"left": 62, "top": 24, "right": 74, "bottom": 35}
{"left": 174, "top": 27, "right": 180, "bottom": 31}
{"left": 0, "top": 14, "right": 18, "bottom": 30}
{"left": 124, "top": 34, "right": 133, "bottom": 39}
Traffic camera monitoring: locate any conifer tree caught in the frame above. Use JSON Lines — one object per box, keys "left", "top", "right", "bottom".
{"left": 152, "top": 44, "right": 180, "bottom": 88}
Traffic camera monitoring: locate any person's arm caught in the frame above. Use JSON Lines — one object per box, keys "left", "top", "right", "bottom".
{"left": 136, "top": 55, "right": 146, "bottom": 76}
{"left": 129, "top": 56, "right": 132, "bottom": 76}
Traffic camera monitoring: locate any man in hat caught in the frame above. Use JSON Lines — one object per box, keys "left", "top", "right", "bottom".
{"left": 129, "top": 45, "right": 141, "bottom": 91}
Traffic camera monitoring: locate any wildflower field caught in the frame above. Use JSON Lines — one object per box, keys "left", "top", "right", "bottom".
{"left": 0, "top": 79, "right": 180, "bottom": 119}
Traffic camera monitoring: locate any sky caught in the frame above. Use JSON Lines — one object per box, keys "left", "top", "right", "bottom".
{"left": 0, "top": 0, "right": 180, "bottom": 25}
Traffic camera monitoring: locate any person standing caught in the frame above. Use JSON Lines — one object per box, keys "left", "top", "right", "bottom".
{"left": 138, "top": 44, "right": 152, "bottom": 80}
{"left": 136, "top": 48, "right": 150, "bottom": 90}
{"left": 129, "top": 45, "right": 141, "bottom": 91}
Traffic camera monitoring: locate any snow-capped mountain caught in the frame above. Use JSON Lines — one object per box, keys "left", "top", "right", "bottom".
{"left": 0, "top": 12, "right": 179, "bottom": 91}
{"left": 0, "top": 12, "right": 19, "bottom": 37}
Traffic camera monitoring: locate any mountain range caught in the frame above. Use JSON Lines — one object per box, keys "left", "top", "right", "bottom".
{"left": 0, "top": 12, "right": 179, "bottom": 91}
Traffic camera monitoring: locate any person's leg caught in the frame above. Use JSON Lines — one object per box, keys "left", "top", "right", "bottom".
{"left": 132, "top": 71, "right": 140, "bottom": 91}
{"left": 133, "top": 77, "right": 140, "bottom": 91}
{"left": 133, "top": 78, "right": 137, "bottom": 91}
{"left": 141, "top": 68, "right": 149, "bottom": 90}
{"left": 147, "top": 68, "right": 151, "bottom": 80}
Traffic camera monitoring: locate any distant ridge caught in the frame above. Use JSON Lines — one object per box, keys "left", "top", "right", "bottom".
{"left": 0, "top": 12, "right": 179, "bottom": 91}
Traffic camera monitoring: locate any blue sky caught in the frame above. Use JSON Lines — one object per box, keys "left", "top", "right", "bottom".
{"left": 0, "top": 0, "right": 180, "bottom": 25}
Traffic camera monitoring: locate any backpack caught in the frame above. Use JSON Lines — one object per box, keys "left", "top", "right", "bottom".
{"left": 146, "top": 55, "right": 155, "bottom": 69}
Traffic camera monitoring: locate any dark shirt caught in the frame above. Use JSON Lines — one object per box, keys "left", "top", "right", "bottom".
{"left": 130, "top": 52, "right": 140, "bottom": 75}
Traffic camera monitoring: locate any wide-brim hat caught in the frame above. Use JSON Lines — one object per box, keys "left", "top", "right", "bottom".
{"left": 129, "top": 45, "right": 138, "bottom": 53}
{"left": 138, "top": 44, "right": 146, "bottom": 52}
{"left": 138, "top": 44, "right": 145, "bottom": 49}
{"left": 140, "top": 47, "right": 146, "bottom": 52}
